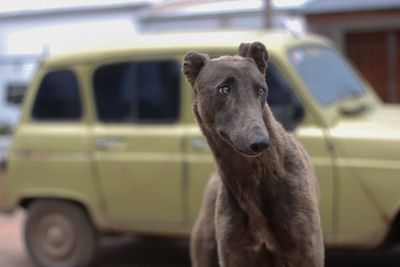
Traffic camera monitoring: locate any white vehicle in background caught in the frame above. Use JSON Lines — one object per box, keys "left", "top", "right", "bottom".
{"left": 0, "top": 54, "right": 40, "bottom": 167}
{"left": 0, "top": 81, "right": 23, "bottom": 167}
{"left": 0, "top": 134, "right": 11, "bottom": 166}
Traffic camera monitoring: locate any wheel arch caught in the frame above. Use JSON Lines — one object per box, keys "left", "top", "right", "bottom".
{"left": 18, "top": 195, "right": 108, "bottom": 231}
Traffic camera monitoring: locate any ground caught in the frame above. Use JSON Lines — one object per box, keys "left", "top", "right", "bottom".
{"left": 1, "top": 210, "right": 400, "bottom": 267}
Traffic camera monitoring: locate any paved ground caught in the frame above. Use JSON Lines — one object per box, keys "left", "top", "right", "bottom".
{"left": 0, "top": 211, "right": 189, "bottom": 267}
{"left": 0, "top": 211, "right": 33, "bottom": 267}
{"left": 2, "top": 210, "right": 400, "bottom": 267}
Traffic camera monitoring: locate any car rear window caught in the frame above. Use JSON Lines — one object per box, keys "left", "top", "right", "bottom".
{"left": 32, "top": 70, "right": 82, "bottom": 121}
{"left": 93, "top": 60, "right": 180, "bottom": 123}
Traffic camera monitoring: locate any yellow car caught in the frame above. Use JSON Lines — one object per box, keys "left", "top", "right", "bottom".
{"left": 0, "top": 30, "right": 399, "bottom": 267}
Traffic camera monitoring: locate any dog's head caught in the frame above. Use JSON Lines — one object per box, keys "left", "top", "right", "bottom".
{"left": 183, "top": 42, "right": 270, "bottom": 156}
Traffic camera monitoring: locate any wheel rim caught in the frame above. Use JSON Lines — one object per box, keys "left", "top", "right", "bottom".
{"left": 32, "top": 213, "right": 77, "bottom": 262}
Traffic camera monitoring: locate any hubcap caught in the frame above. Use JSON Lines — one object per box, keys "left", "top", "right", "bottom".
{"left": 33, "top": 214, "right": 77, "bottom": 261}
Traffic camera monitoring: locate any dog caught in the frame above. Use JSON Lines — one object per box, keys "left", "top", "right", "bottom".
{"left": 183, "top": 42, "right": 324, "bottom": 267}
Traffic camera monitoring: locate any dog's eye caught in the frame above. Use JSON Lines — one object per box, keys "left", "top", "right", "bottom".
{"left": 258, "top": 88, "right": 265, "bottom": 96}
{"left": 218, "top": 86, "right": 231, "bottom": 96}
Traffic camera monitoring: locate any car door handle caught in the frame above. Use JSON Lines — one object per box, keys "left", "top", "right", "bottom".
{"left": 95, "top": 138, "right": 125, "bottom": 150}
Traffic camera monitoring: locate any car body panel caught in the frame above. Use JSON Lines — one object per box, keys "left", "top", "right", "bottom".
{"left": 330, "top": 106, "right": 400, "bottom": 247}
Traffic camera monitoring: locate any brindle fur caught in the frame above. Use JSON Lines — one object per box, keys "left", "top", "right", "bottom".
{"left": 183, "top": 42, "right": 324, "bottom": 267}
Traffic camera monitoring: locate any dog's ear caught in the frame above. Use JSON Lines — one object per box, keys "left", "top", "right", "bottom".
{"left": 182, "top": 51, "right": 210, "bottom": 88}
{"left": 238, "top": 42, "right": 269, "bottom": 74}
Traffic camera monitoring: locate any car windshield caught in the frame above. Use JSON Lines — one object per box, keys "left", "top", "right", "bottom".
{"left": 289, "top": 45, "right": 366, "bottom": 106}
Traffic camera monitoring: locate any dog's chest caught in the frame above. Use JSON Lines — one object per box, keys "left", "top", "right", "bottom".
{"left": 234, "top": 174, "right": 298, "bottom": 247}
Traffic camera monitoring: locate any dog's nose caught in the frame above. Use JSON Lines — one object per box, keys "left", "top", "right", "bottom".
{"left": 249, "top": 138, "right": 270, "bottom": 154}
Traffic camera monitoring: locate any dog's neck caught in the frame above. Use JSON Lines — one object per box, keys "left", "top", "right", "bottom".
{"left": 193, "top": 103, "right": 286, "bottom": 204}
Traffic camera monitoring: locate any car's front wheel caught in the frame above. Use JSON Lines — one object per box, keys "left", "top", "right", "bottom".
{"left": 24, "top": 200, "right": 98, "bottom": 267}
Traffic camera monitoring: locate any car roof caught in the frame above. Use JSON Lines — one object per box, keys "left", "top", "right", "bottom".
{"left": 43, "top": 29, "right": 328, "bottom": 67}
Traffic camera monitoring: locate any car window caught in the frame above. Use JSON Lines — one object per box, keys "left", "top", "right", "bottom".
{"left": 289, "top": 45, "right": 366, "bottom": 106}
{"left": 266, "top": 63, "right": 304, "bottom": 131}
{"left": 32, "top": 70, "right": 82, "bottom": 121}
{"left": 93, "top": 60, "right": 180, "bottom": 123}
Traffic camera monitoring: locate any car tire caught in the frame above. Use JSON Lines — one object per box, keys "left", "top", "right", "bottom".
{"left": 24, "top": 200, "right": 98, "bottom": 267}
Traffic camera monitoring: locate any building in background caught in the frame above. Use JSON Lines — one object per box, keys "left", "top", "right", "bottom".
{"left": 300, "top": 0, "right": 400, "bottom": 103}
{"left": 139, "top": 0, "right": 308, "bottom": 33}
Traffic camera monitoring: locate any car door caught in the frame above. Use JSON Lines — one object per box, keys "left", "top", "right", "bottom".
{"left": 91, "top": 58, "right": 185, "bottom": 231}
